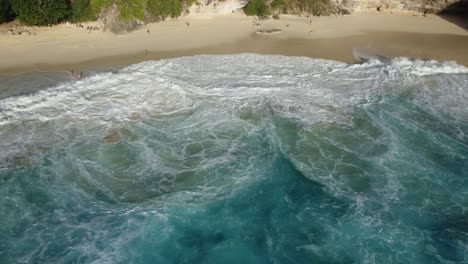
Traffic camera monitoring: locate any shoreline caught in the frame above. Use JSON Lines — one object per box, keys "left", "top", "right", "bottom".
{"left": 1, "top": 13, "right": 468, "bottom": 74}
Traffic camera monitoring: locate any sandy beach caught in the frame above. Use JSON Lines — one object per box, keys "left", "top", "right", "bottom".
{"left": 1, "top": 12, "right": 467, "bottom": 74}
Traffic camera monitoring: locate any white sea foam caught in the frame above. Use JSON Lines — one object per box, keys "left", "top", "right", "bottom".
{"left": 1, "top": 54, "right": 466, "bottom": 126}
{"left": 390, "top": 57, "right": 468, "bottom": 76}
{"left": 0, "top": 54, "right": 467, "bottom": 197}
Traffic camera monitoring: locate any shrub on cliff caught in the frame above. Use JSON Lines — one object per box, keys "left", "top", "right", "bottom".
{"left": 118, "top": 0, "right": 145, "bottom": 21}
{"left": 11, "top": 0, "right": 70, "bottom": 25}
{"left": 271, "top": 0, "right": 332, "bottom": 16}
{"left": 88, "top": 0, "right": 113, "bottom": 19}
{"left": 72, "top": 0, "right": 91, "bottom": 22}
{"left": 147, "top": 0, "right": 183, "bottom": 20}
{"left": 0, "top": 0, "right": 14, "bottom": 23}
{"left": 71, "top": 0, "right": 114, "bottom": 22}
{"left": 244, "top": 0, "right": 270, "bottom": 17}
{"left": 295, "top": 0, "right": 331, "bottom": 15}
{"left": 244, "top": 0, "right": 334, "bottom": 17}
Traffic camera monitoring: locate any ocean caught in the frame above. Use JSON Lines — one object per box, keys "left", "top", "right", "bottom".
{"left": 0, "top": 54, "right": 467, "bottom": 263}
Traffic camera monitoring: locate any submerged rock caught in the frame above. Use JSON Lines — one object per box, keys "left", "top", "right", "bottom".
{"left": 128, "top": 112, "right": 141, "bottom": 122}
{"left": 103, "top": 131, "right": 121, "bottom": 144}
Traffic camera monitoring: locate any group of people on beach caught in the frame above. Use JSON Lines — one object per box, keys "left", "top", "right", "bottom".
{"left": 8, "top": 27, "right": 33, "bottom": 36}
{"left": 74, "top": 23, "right": 101, "bottom": 33}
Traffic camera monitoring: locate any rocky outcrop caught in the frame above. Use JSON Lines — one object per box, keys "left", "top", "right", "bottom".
{"left": 187, "top": 0, "right": 249, "bottom": 15}
{"left": 186, "top": 0, "right": 467, "bottom": 17}
{"left": 100, "top": 3, "right": 144, "bottom": 33}
{"left": 353, "top": 0, "right": 468, "bottom": 13}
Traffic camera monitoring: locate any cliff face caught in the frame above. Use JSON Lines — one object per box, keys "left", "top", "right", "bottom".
{"left": 101, "top": 0, "right": 466, "bottom": 33}
{"left": 186, "top": 0, "right": 467, "bottom": 16}
{"left": 352, "top": 0, "right": 467, "bottom": 13}
{"left": 187, "top": 0, "right": 249, "bottom": 15}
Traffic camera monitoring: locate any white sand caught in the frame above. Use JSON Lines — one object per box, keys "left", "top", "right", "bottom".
{"left": 0, "top": 12, "right": 467, "bottom": 72}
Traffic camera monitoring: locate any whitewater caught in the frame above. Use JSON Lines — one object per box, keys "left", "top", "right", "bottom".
{"left": 0, "top": 54, "right": 467, "bottom": 263}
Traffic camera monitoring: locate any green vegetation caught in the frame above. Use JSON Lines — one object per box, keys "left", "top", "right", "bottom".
{"left": 271, "top": 0, "right": 332, "bottom": 16}
{"left": 1, "top": 0, "right": 334, "bottom": 26}
{"left": 147, "top": 0, "right": 183, "bottom": 20}
{"left": 245, "top": 0, "right": 331, "bottom": 18}
{"left": 292, "top": 0, "right": 332, "bottom": 15}
{"left": 186, "top": 0, "right": 197, "bottom": 7}
{"left": 11, "top": 0, "right": 70, "bottom": 25}
{"left": 117, "top": 0, "right": 145, "bottom": 21}
{"left": 0, "top": 0, "right": 15, "bottom": 23}
{"left": 2, "top": 0, "right": 188, "bottom": 25}
{"left": 84, "top": 0, "right": 113, "bottom": 20}
{"left": 71, "top": 0, "right": 90, "bottom": 22}
{"left": 244, "top": 0, "right": 270, "bottom": 17}
{"left": 271, "top": 0, "right": 286, "bottom": 9}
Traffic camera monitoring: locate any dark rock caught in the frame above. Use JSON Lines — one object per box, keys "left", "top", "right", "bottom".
{"left": 256, "top": 29, "right": 282, "bottom": 34}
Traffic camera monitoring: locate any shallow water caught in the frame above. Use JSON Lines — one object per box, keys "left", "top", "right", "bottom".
{"left": 0, "top": 54, "right": 467, "bottom": 263}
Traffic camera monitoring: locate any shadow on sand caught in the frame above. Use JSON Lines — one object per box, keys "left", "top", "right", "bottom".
{"left": 438, "top": 0, "right": 468, "bottom": 30}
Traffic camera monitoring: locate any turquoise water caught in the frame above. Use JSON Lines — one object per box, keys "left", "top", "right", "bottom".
{"left": 0, "top": 55, "right": 467, "bottom": 263}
